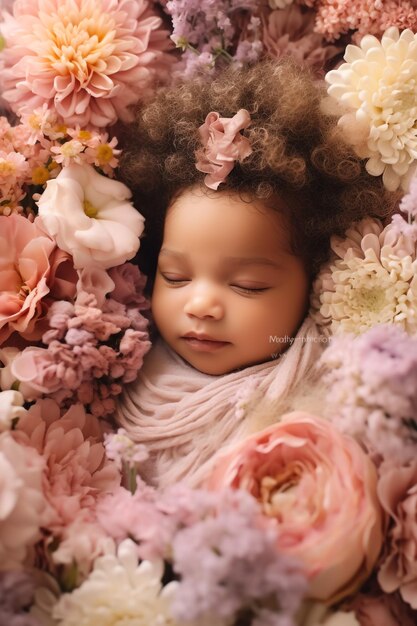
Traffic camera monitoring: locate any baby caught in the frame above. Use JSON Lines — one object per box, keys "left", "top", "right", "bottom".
{"left": 116, "top": 59, "right": 396, "bottom": 488}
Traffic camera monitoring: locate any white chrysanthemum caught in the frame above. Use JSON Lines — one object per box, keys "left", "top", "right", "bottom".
{"left": 326, "top": 27, "right": 417, "bottom": 191}
{"left": 311, "top": 217, "right": 417, "bottom": 335}
{"left": 52, "top": 539, "right": 179, "bottom": 626}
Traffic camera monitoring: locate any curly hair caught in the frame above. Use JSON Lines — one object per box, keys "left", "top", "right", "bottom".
{"left": 118, "top": 58, "right": 399, "bottom": 290}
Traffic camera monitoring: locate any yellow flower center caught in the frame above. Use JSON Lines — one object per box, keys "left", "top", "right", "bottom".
{"left": 96, "top": 144, "right": 114, "bottom": 164}
{"left": 260, "top": 463, "right": 302, "bottom": 519}
{"left": 32, "top": 166, "right": 50, "bottom": 185}
{"left": 83, "top": 199, "right": 99, "bottom": 218}
{"left": 39, "top": 1, "right": 119, "bottom": 85}
{"left": 0, "top": 161, "right": 16, "bottom": 176}
{"left": 349, "top": 286, "right": 387, "bottom": 313}
{"left": 28, "top": 114, "right": 42, "bottom": 130}
{"left": 78, "top": 130, "right": 92, "bottom": 141}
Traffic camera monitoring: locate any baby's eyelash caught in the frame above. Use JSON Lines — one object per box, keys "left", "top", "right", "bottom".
{"left": 231, "top": 285, "right": 269, "bottom": 294}
{"left": 161, "top": 274, "right": 268, "bottom": 294}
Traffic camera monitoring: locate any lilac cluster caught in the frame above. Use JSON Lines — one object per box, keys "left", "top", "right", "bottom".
{"left": 18, "top": 264, "right": 152, "bottom": 417}
{"left": 321, "top": 324, "right": 417, "bottom": 463}
{"left": 0, "top": 571, "right": 40, "bottom": 626}
{"left": 96, "top": 480, "right": 307, "bottom": 625}
{"left": 163, "top": 0, "right": 263, "bottom": 78}
{"left": 39, "top": 291, "right": 151, "bottom": 417}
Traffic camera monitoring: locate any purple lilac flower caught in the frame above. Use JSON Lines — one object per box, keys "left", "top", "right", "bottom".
{"left": 321, "top": 324, "right": 417, "bottom": 463}
{"left": 389, "top": 174, "right": 417, "bottom": 240}
{"left": 97, "top": 481, "right": 306, "bottom": 624}
{"left": 170, "top": 490, "right": 307, "bottom": 624}
{"left": 0, "top": 571, "right": 41, "bottom": 626}
{"left": 164, "top": 0, "right": 263, "bottom": 78}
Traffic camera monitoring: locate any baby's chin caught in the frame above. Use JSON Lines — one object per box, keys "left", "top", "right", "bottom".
{"left": 179, "top": 351, "right": 280, "bottom": 376}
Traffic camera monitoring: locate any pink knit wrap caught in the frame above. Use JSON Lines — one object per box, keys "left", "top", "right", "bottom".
{"left": 116, "top": 316, "right": 325, "bottom": 487}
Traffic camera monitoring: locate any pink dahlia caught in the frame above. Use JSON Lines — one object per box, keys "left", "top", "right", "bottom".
{"left": 14, "top": 399, "right": 121, "bottom": 534}
{"left": 0, "top": 215, "right": 78, "bottom": 345}
{"left": 0, "top": 0, "right": 174, "bottom": 128}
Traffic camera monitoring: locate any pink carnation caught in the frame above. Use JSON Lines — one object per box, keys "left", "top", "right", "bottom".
{"left": 377, "top": 462, "right": 417, "bottom": 609}
{"left": 0, "top": 431, "right": 47, "bottom": 568}
{"left": 0, "top": 0, "right": 174, "bottom": 128}
{"left": 0, "top": 215, "right": 77, "bottom": 345}
{"left": 14, "top": 399, "right": 121, "bottom": 536}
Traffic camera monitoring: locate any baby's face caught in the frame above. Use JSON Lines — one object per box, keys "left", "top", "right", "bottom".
{"left": 151, "top": 187, "right": 309, "bottom": 375}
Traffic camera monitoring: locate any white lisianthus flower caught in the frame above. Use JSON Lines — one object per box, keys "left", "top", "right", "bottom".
{"left": 37, "top": 164, "right": 145, "bottom": 269}
{"left": 0, "top": 389, "right": 26, "bottom": 431}
{"left": 52, "top": 539, "right": 180, "bottom": 626}
{"left": 311, "top": 217, "right": 417, "bottom": 335}
{"left": 325, "top": 27, "right": 417, "bottom": 191}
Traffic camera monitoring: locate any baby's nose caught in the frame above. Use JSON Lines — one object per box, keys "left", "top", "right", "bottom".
{"left": 183, "top": 288, "right": 224, "bottom": 320}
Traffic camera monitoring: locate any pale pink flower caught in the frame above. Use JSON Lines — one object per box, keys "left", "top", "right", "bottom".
{"left": 311, "top": 217, "right": 417, "bottom": 336}
{"left": 0, "top": 0, "right": 174, "bottom": 128}
{"left": 0, "top": 431, "right": 46, "bottom": 568}
{"left": 14, "top": 399, "right": 121, "bottom": 538}
{"left": 377, "top": 462, "right": 417, "bottom": 609}
{"left": 195, "top": 109, "right": 253, "bottom": 190}
{"left": 205, "top": 412, "right": 384, "bottom": 603}
{"left": 0, "top": 215, "right": 78, "bottom": 345}
{"left": 50, "top": 140, "right": 85, "bottom": 167}
{"left": 51, "top": 516, "right": 115, "bottom": 581}
{"left": 84, "top": 136, "right": 121, "bottom": 175}
{"left": 108, "top": 262, "right": 149, "bottom": 307}
{"left": 0, "top": 149, "right": 29, "bottom": 198}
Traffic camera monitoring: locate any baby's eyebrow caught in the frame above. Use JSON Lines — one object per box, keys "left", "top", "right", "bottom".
{"left": 159, "top": 249, "right": 281, "bottom": 268}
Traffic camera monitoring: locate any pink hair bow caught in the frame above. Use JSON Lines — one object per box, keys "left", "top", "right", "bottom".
{"left": 195, "top": 109, "right": 252, "bottom": 190}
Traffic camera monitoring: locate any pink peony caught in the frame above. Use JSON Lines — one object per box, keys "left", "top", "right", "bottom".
{"left": 0, "top": 215, "right": 77, "bottom": 345}
{"left": 377, "top": 462, "right": 417, "bottom": 608}
{"left": 0, "top": 431, "right": 47, "bottom": 568}
{"left": 13, "top": 399, "right": 121, "bottom": 535}
{"left": 205, "top": 411, "right": 384, "bottom": 603}
{"left": 0, "top": 0, "right": 174, "bottom": 128}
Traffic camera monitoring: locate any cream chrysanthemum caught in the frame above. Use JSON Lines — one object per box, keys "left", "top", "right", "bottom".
{"left": 311, "top": 217, "right": 417, "bottom": 335}
{"left": 52, "top": 539, "right": 179, "bottom": 626}
{"left": 0, "top": 0, "right": 173, "bottom": 128}
{"left": 325, "top": 27, "right": 417, "bottom": 191}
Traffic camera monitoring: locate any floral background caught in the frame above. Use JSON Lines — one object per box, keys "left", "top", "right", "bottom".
{"left": 2, "top": 1, "right": 417, "bottom": 625}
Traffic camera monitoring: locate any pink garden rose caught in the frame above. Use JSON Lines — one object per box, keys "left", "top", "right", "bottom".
{"left": 205, "top": 412, "right": 384, "bottom": 603}
{"left": 0, "top": 215, "right": 77, "bottom": 345}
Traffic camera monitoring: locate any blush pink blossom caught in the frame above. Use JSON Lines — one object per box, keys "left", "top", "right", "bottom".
{"left": 0, "top": 431, "right": 47, "bottom": 568}
{"left": 377, "top": 462, "right": 417, "bottom": 609}
{"left": 13, "top": 399, "right": 121, "bottom": 535}
{"left": 0, "top": 215, "right": 78, "bottom": 345}
{"left": 195, "top": 109, "right": 253, "bottom": 190}
{"left": 0, "top": 0, "right": 174, "bottom": 128}
{"left": 205, "top": 411, "right": 384, "bottom": 603}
